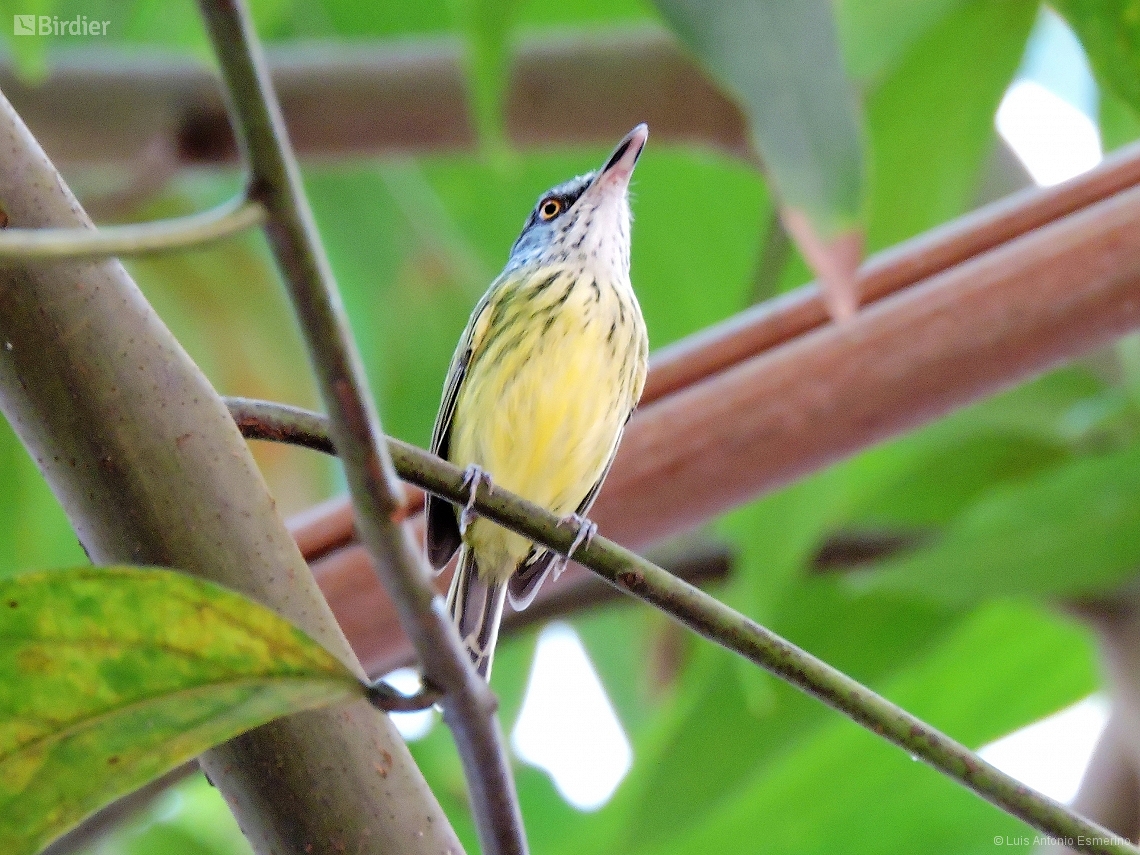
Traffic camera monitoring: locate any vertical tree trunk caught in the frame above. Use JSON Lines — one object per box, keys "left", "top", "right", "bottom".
{"left": 0, "top": 89, "right": 462, "bottom": 855}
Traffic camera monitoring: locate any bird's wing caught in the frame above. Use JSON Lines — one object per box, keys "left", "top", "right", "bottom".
{"left": 424, "top": 287, "right": 496, "bottom": 569}
{"left": 507, "top": 424, "right": 626, "bottom": 609}
{"left": 425, "top": 274, "right": 517, "bottom": 569}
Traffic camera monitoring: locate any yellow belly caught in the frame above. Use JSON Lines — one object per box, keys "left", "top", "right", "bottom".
{"left": 449, "top": 282, "right": 639, "bottom": 578}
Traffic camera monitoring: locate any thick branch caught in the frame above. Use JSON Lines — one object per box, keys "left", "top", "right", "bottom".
{"left": 195, "top": 3, "right": 525, "bottom": 854}
{"left": 599, "top": 160, "right": 1140, "bottom": 550}
{"left": 0, "top": 87, "right": 458, "bottom": 855}
{"left": 0, "top": 196, "right": 265, "bottom": 259}
{"left": 230, "top": 397, "right": 1135, "bottom": 855}
{"left": 1, "top": 30, "right": 747, "bottom": 168}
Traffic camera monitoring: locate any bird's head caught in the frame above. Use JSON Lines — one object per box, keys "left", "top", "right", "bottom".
{"left": 506, "top": 123, "right": 648, "bottom": 278}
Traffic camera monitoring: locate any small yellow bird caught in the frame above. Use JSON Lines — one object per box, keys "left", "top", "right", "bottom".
{"left": 425, "top": 124, "right": 650, "bottom": 679}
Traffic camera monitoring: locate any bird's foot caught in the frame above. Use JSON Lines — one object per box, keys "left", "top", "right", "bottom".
{"left": 459, "top": 465, "right": 493, "bottom": 535}
{"left": 553, "top": 513, "right": 597, "bottom": 579}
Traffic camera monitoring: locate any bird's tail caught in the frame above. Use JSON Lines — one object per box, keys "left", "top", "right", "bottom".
{"left": 446, "top": 546, "right": 507, "bottom": 680}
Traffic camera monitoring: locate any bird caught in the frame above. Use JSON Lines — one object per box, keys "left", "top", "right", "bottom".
{"left": 425, "top": 124, "right": 651, "bottom": 680}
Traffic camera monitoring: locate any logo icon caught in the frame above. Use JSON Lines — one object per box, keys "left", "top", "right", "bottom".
{"left": 13, "top": 14, "right": 35, "bottom": 35}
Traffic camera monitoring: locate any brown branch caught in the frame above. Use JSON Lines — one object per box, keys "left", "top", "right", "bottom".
{"left": 603, "top": 175, "right": 1140, "bottom": 549}
{"left": 2, "top": 30, "right": 748, "bottom": 168}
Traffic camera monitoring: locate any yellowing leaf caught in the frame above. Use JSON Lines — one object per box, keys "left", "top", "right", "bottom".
{"left": 0, "top": 566, "right": 361, "bottom": 855}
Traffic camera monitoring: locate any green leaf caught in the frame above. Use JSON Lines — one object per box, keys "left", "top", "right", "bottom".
{"left": 0, "top": 419, "right": 86, "bottom": 579}
{"left": 1100, "top": 86, "right": 1140, "bottom": 150}
{"left": 1054, "top": 0, "right": 1140, "bottom": 117}
{"left": 836, "top": 0, "right": 968, "bottom": 84}
{"left": 864, "top": 0, "right": 1037, "bottom": 250}
{"left": 0, "top": 566, "right": 361, "bottom": 855}
{"left": 716, "top": 468, "right": 848, "bottom": 712}
{"left": 0, "top": 0, "right": 57, "bottom": 79}
{"left": 651, "top": 0, "right": 865, "bottom": 238}
{"left": 856, "top": 444, "right": 1140, "bottom": 604}
{"left": 845, "top": 431, "right": 1069, "bottom": 529}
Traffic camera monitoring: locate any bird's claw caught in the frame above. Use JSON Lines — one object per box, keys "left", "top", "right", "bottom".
{"left": 557, "top": 512, "right": 598, "bottom": 571}
{"left": 459, "top": 465, "right": 492, "bottom": 535}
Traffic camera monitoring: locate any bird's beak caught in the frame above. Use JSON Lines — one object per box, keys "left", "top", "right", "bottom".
{"left": 591, "top": 123, "right": 649, "bottom": 194}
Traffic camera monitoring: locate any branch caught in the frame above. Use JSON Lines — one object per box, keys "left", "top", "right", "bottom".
{"left": 226, "top": 396, "right": 1136, "bottom": 855}
{"left": 229, "top": 395, "right": 732, "bottom": 665}
{"left": 228, "top": 395, "right": 335, "bottom": 454}
{"left": 195, "top": 4, "right": 526, "bottom": 854}
{"left": 598, "top": 149, "right": 1140, "bottom": 550}
{"left": 298, "top": 521, "right": 731, "bottom": 678}
{"left": 0, "top": 83, "right": 458, "bottom": 855}
{"left": 0, "top": 196, "right": 265, "bottom": 259}
{"left": 2, "top": 31, "right": 747, "bottom": 167}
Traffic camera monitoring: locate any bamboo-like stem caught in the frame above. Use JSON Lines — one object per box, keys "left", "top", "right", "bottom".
{"left": 196, "top": 3, "right": 526, "bottom": 854}
{"left": 0, "top": 196, "right": 265, "bottom": 259}
{"left": 224, "top": 396, "right": 1138, "bottom": 855}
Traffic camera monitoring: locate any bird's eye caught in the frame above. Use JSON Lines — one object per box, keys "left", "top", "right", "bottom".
{"left": 538, "top": 198, "right": 563, "bottom": 221}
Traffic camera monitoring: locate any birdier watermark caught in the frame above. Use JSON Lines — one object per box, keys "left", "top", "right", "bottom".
{"left": 13, "top": 14, "right": 109, "bottom": 36}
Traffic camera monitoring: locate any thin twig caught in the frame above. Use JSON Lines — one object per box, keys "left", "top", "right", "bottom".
{"left": 196, "top": 4, "right": 527, "bottom": 854}
{"left": 225, "top": 396, "right": 1139, "bottom": 855}
{"left": 228, "top": 396, "right": 335, "bottom": 454}
{"left": 366, "top": 679, "right": 444, "bottom": 713}
{"left": 0, "top": 196, "right": 265, "bottom": 259}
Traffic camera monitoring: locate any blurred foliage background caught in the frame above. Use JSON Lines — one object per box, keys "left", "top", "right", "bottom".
{"left": 3, "top": 0, "right": 1140, "bottom": 853}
